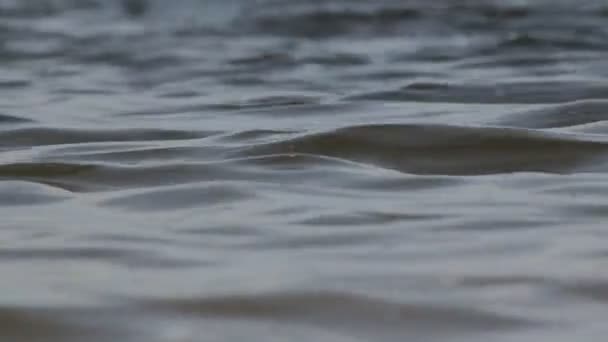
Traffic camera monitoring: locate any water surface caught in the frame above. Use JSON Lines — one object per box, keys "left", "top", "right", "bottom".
{"left": 2, "top": 0, "right": 608, "bottom": 341}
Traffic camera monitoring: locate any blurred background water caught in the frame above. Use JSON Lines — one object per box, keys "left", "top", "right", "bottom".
{"left": 2, "top": 0, "right": 608, "bottom": 341}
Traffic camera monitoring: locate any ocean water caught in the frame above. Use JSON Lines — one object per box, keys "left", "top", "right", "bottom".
{"left": 2, "top": 0, "right": 608, "bottom": 341}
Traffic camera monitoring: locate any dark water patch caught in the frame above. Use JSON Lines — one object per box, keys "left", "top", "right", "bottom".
{"left": 116, "top": 103, "right": 220, "bottom": 117}
{"left": 0, "top": 163, "right": 97, "bottom": 179}
{"left": 300, "top": 53, "right": 370, "bottom": 67}
{"left": 117, "top": 96, "right": 323, "bottom": 117}
{"left": 0, "top": 4, "right": 57, "bottom": 18}
{"left": 0, "top": 305, "right": 162, "bottom": 342}
{"left": 209, "top": 95, "right": 322, "bottom": 111}
{"left": 0, "top": 307, "right": 86, "bottom": 342}
{"left": 403, "top": 82, "right": 450, "bottom": 91}
{"left": 122, "top": 0, "right": 148, "bottom": 17}
{"left": 439, "top": 218, "right": 556, "bottom": 232}
{"left": 455, "top": 274, "right": 547, "bottom": 288}
{"left": 296, "top": 211, "right": 441, "bottom": 226}
{"left": 0, "top": 78, "right": 31, "bottom": 89}
{"left": 157, "top": 90, "right": 202, "bottom": 99}
{"left": 172, "top": 25, "right": 229, "bottom": 38}
{"left": 404, "top": 47, "right": 475, "bottom": 63}
{"left": 81, "top": 233, "right": 174, "bottom": 246}
{"left": 341, "top": 69, "right": 439, "bottom": 81}
{"left": 541, "top": 183, "right": 608, "bottom": 197}
{"left": 471, "top": 4, "right": 532, "bottom": 20}
{"left": 245, "top": 231, "right": 387, "bottom": 250}
{"left": 128, "top": 55, "right": 193, "bottom": 72}
{"left": 431, "top": 3, "right": 533, "bottom": 32}
{"left": 498, "top": 34, "right": 552, "bottom": 49}
{"left": 263, "top": 203, "right": 323, "bottom": 217}
{"left": 53, "top": 87, "right": 120, "bottom": 96}
{"left": 64, "top": 37, "right": 191, "bottom": 72}
{"left": 347, "top": 81, "right": 608, "bottom": 104}
{"left": 0, "top": 0, "right": 102, "bottom": 15}
{"left": 102, "top": 183, "right": 256, "bottom": 211}
{"left": 0, "top": 113, "right": 34, "bottom": 124}
{"left": 488, "top": 32, "right": 608, "bottom": 52}
{"left": 497, "top": 100, "right": 608, "bottom": 129}
{"left": 70, "top": 49, "right": 136, "bottom": 68}
{"left": 143, "top": 291, "right": 536, "bottom": 334}
{"left": 0, "top": 127, "right": 212, "bottom": 147}
{"left": 233, "top": 153, "right": 362, "bottom": 171}
{"left": 247, "top": 7, "right": 422, "bottom": 38}
{"left": 0, "top": 247, "right": 142, "bottom": 262}
{"left": 557, "top": 281, "right": 608, "bottom": 303}
{"left": 349, "top": 175, "right": 462, "bottom": 192}
{"left": 0, "top": 162, "right": 228, "bottom": 192}
{"left": 178, "top": 224, "right": 265, "bottom": 239}
{"left": 221, "top": 76, "right": 266, "bottom": 87}
{"left": 241, "top": 2, "right": 608, "bottom": 42}
{"left": 228, "top": 52, "right": 296, "bottom": 70}
{"left": 0, "top": 246, "right": 200, "bottom": 269}
{"left": 0, "top": 159, "right": 345, "bottom": 193}
{"left": 0, "top": 41, "right": 66, "bottom": 61}
{"left": 457, "top": 53, "right": 562, "bottom": 69}
{"left": 234, "top": 102, "right": 363, "bottom": 118}
{"left": 242, "top": 124, "right": 608, "bottom": 175}
{"left": 557, "top": 203, "right": 608, "bottom": 219}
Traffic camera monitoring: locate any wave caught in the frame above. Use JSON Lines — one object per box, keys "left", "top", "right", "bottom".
{"left": 241, "top": 124, "right": 608, "bottom": 175}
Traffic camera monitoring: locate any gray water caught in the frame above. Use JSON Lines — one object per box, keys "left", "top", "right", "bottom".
{"left": 2, "top": 0, "right": 608, "bottom": 341}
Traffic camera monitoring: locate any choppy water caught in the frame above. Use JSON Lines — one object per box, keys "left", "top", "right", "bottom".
{"left": 3, "top": 0, "right": 608, "bottom": 341}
